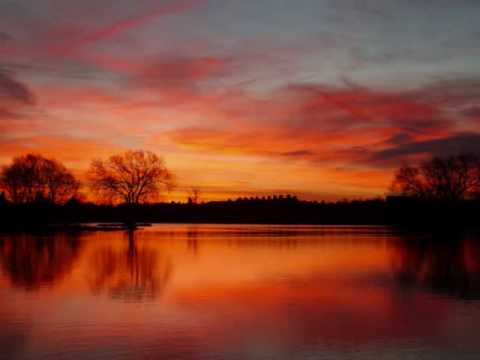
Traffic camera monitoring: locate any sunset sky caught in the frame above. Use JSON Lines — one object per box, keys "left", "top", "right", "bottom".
{"left": 1, "top": 0, "right": 480, "bottom": 201}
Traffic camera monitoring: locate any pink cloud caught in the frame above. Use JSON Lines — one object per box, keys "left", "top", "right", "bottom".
{"left": 48, "top": 0, "right": 205, "bottom": 56}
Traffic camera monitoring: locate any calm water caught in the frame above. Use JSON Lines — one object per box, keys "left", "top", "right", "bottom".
{"left": 1, "top": 225, "right": 480, "bottom": 360}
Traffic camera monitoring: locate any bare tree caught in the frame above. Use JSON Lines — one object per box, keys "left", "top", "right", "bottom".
{"left": 1, "top": 154, "right": 41, "bottom": 203}
{"left": 0, "top": 154, "right": 79, "bottom": 204}
{"left": 88, "top": 150, "right": 174, "bottom": 204}
{"left": 42, "top": 158, "right": 80, "bottom": 204}
{"left": 392, "top": 154, "right": 480, "bottom": 200}
{"left": 187, "top": 187, "right": 201, "bottom": 204}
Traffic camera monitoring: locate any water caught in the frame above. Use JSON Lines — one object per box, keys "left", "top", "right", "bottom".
{"left": 1, "top": 225, "right": 480, "bottom": 359}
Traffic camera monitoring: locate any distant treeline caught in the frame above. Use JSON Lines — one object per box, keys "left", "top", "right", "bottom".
{"left": 1, "top": 151, "right": 480, "bottom": 229}
{"left": 1, "top": 195, "right": 480, "bottom": 229}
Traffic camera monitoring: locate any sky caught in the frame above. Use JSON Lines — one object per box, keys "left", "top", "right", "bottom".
{"left": 1, "top": 0, "right": 480, "bottom": 201}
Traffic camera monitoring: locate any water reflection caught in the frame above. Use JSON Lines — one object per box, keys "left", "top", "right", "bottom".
{"left": 391, "top": 232, "right": 480, "bottom": 300}
{"left": 186, "top": 226, "right": 200, "bottom": 254}
{"left": 0, "top": 304, "right": 28, "bottom": 360}
{"left": 1, "top": 225, "right": 480, "bottom": 359}
{"left": 0, "top": 233, "right": 82, "bottom": 290}
{"left": 88, "top": 230, "right": 172, "bottom": 301}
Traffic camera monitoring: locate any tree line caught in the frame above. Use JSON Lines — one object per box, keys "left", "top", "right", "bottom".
{"left": 1, "top": 150, "right": 480, "bottom": 206}
{"left": 0, "top": 150, "right": 173, "bottom": 205}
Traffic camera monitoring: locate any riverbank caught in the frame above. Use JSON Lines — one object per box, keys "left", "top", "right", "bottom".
{"left": 1, "top": 197, "right": 480, "bottom": 231}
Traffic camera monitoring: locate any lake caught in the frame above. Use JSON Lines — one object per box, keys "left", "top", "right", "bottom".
{"left": 1, "top": 225, "right": 480, "bottom": 359}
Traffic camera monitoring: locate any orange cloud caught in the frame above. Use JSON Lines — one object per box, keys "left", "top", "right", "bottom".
{"left": 3, "top": 19, "right": 480, "bottom": 202}
{"left": 0, "top": 135, "right": 123, "bottom": 166}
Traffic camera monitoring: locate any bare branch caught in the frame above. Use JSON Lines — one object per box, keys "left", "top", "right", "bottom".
{"left": 87, "top": 150, "right": 174, "bottom": 204}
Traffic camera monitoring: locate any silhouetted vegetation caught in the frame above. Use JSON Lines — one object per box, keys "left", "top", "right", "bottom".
{"left": 1, "top": 152, "right": 480, "bottom": 229}
{"left": 187, "top": 187, "right": 201, "bottom": 205}
{"left": 392, "top": 154, "right": 480, "bottom": 200}
{"left": 88, "top": 150, "right": 174, "bottom": 204}
{"left": 0, "top": 193, "right": 472, "bottom": 229}
{"left": 0, "top": 154, "right": 79, "bottom": 204}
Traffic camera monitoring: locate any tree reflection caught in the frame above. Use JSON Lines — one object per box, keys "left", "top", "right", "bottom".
{"left": 186, "top": 226, "right": 199, "bottom": 254}
{"left": 0, "top": 233, "right": 82, "bottom": 290}
{"left": 391, "top": 233, "right": 480, "bottom": 299}
{"left": 88, "top": 231, "right": 171, "bottom": 301}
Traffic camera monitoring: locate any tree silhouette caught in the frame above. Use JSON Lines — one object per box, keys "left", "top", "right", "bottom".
{"left": 0, "top": 154, "right": 79, "bottom": 204}
{"left": 187, "top": 187, "right": 201, "bottom": 204}
{"left": 391, "top": 154, "right": 480, "bottom": 200}
{"left": 88, "top": 150, "right": 174, "bottom": 204}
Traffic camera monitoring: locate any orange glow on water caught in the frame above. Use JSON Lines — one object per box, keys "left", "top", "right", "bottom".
{"left": 2, "top": 225, "right": 480, "bottom": 359}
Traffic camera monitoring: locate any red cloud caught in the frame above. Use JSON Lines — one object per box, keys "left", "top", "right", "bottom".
{"left": 3, "top": 14, "right": 480, "bottom": 201}
{"left": 283, "top": 84, "right": 444, "bottom": 132}
{"left": 48, "top": 0, "right": 205, "bottom": 56}
{"left": 0, "top": 0, "right": 204, "bottom": 61}
{"left": 165, "top": 80, "right": 461, "bottom": 169}
{"left": 140, "top": 57, "right": 230, "bottom": 87}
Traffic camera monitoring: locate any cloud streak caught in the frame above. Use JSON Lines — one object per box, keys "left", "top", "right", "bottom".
{"left": 0, "top": 69, "right": 35, "bottom": 105}
{"left": 371, "top": 132, "right": 480, "bottom": 163}
{"left": 166, "top": 78, "right": 479, "bottom": 166}
{"left": 48, "top": 0, "right": 204, "bottom": 56}
{"left": 0, "top": 69, "right": 36, "bottom": 133}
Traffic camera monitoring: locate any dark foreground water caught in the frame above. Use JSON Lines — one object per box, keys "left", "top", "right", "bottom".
{"left": 1, "top": 225, "right": 480, "bottom": 360}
